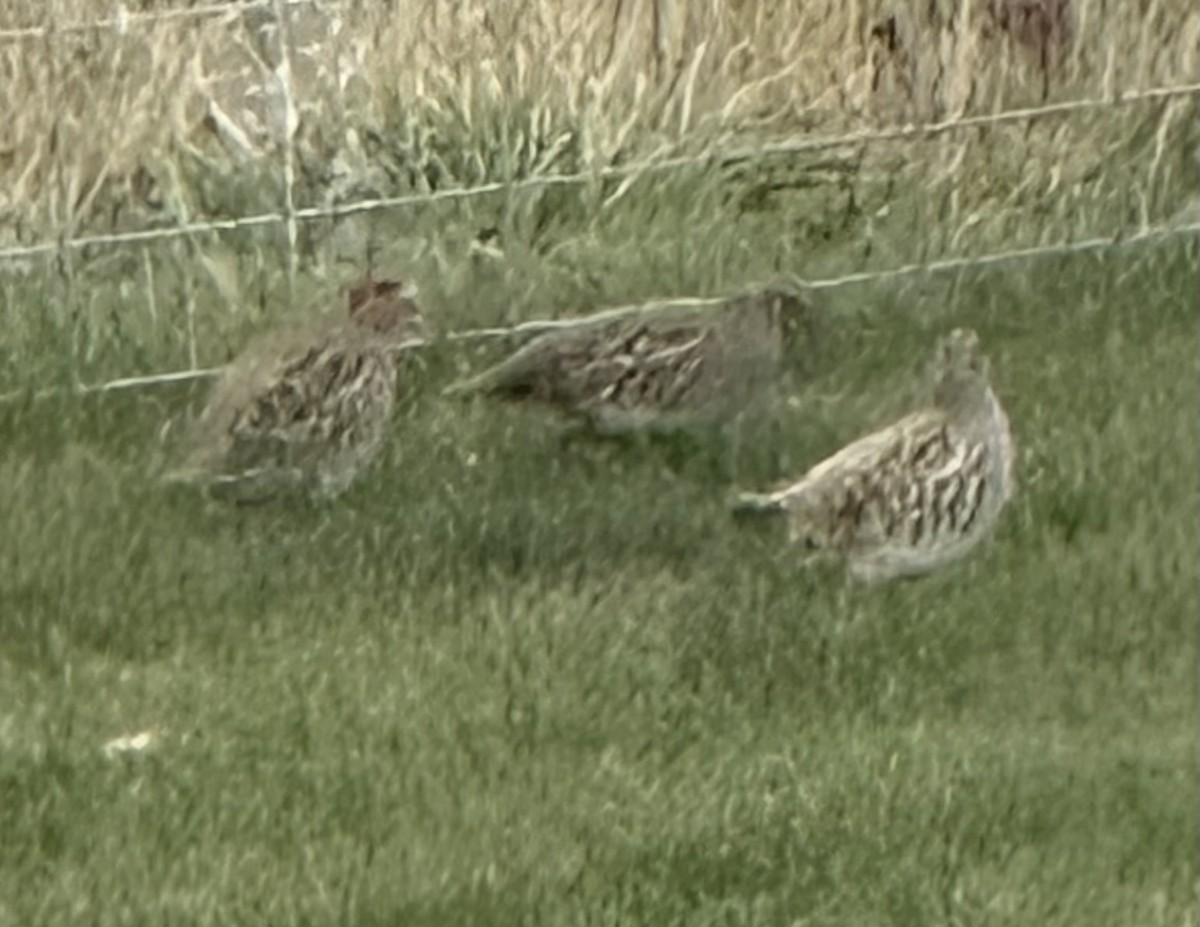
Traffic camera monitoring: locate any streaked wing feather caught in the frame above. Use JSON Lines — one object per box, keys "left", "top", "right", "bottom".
{"left": 781, "top": 411, "right": 967, "bottom": 549}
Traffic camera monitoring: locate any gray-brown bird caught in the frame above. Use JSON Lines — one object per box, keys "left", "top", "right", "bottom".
{"left": 733, "top": 328, "right": 1015, "bottom": 581}
{"left": 442, "top": 286, "right": 812, "bottom": 437}
{"left": 165, "top": 277, "right": 427, "bottom": 503}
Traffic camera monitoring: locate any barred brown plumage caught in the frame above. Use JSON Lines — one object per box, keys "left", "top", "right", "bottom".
{"left": 732, "top": 328, "right": 1015, "bottom": 581}
{"left": 442, "top": 286, "right": 813, "bottom": 436}
{"left": 164, "top": 278, "right": 426, "bottom": 503}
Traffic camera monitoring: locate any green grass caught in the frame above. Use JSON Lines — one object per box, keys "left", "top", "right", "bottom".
{"left": 0, "top": 172, "right": 1195, "bottom": 925}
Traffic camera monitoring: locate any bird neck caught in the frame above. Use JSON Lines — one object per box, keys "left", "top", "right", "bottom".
{"left": 934, "top": 373, "right": 995, "bottom": 430}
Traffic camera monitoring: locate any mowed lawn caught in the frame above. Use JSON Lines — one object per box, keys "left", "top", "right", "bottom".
{"left": 0, "top": 237, "right": 1194, "bottom": 925}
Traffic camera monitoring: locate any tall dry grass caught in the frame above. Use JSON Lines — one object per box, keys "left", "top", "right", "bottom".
{"left": 0, "top": 0, "right": 1195, "bottom": 256}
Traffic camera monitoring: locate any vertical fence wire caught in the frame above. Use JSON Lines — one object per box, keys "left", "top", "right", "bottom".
{"left": 273, "top": 0, "right": 300, "bottom": 301}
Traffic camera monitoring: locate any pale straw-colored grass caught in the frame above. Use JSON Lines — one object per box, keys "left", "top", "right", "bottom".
{"left": 0, "top": 0, "right": 1194, "bottom": 251}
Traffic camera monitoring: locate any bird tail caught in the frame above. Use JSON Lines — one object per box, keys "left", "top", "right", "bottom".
{"left": 441, "top": 371, "right": 492, "bottom": 399}
{"left": 728, "top": 489, "right": 790, "bottom": 518}
{"left": 442, "top": 357, "right": 532, "bottom": 400}
{"left": 160, "top": 461, "right": 209, "bottom": 487}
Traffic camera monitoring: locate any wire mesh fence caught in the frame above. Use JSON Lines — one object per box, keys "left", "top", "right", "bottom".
{"left": 1, "top": 81, "right": 1196, "bottom": 266}
{"left": 0, "top": 0, "right": 1196, "bottom": 403}
{"left": 2, "top": 216, "right": 1194, "bottom": 407}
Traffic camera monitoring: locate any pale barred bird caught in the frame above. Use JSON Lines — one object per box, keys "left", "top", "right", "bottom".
{"left": 165, "top": 278, "right": 427, "bottom": 503}
{"left": 442, "top": 287, "right": 812, "bottom": 436}
{"left": 732, "top": 328, "right": 1015, "bottom": 582}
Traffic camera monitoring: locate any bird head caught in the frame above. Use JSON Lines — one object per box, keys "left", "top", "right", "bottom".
{"left": 931, "top": 327, "right": 992, "bottom": 415}
{"left": 347, "top": 279, "right": 430, "bottom": 344}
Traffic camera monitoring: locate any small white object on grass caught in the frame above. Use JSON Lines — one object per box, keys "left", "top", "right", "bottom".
{"left": 102, "top": 730, "right": 158, "bottom": 759}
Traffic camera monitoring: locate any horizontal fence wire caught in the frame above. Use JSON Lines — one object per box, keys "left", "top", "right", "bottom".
{"left": 0, "top": 0, "right": 318, "bottom": 41}
{"left": 0, "top": 81, "right": 1196, "bottom": 266}
{"left": 2, "top": 219, "right": 1194, "bottom": 406}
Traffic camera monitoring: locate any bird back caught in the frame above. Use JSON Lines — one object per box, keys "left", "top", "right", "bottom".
{"left": 443, "top": 287, "right": 799, "bottom": 432}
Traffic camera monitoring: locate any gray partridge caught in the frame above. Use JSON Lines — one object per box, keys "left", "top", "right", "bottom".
{"left": 443, "top": 286, "right": 812, "bottom": 436}
{"left": 733, "top": 328, "right": 1015, "bottom": 581}
{"left": 166, "top": 278, "right": 426, "bottom": 503}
